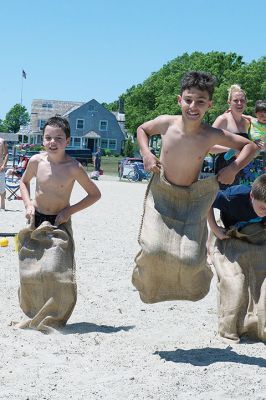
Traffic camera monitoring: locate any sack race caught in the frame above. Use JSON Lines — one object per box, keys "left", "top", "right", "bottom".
{"left": 132, "top": 172, "right": 219, "bottom": 303}
{"left": 15, "top": 219, "right": 77, "bottom": 333}
{"left": 210, "top": 223, "right": 266, "bottom": 343}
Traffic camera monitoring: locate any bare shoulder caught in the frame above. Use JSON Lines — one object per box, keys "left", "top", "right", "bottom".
{"left": 212, "top": 113, "right": 229, "bottom": 128}
{"left": 140, "top": 114, "right": 178, "bottom": 136}
{"left": 28, "top": 153, "right": 43, "bottom": 165}
{"left": 67, "top": 157, "right": 87, "bottom": 176}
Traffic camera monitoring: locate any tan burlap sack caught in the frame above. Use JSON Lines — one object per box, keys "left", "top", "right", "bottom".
{"left": 132, "top": 172, "right": 219, "bottom": 303}
{"left": 15, "top": 219, "right": 77, "bottom": 333}
{"left": 210, "top": 223, "right": 266, "bottom": 343}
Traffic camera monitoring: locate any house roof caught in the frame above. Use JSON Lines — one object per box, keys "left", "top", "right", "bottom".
{"left": 62, "top": 105, "right": 82, "bottom": 116}
{"left": 0, "top": 132, "right": 19, "bottom": 141}
{"left": 83, "top": 131, "right": 101, "bottom": 138}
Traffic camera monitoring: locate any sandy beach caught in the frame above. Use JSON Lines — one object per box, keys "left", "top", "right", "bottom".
{"left": 1, "top": 175, "right": 266, "bottom": 400}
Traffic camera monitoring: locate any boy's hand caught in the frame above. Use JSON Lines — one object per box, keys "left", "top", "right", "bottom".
{"left": 55, "top": 207, "right": 71, "bottom": 226}
{"left": 254, "top": 139, "right": 265, "bottom": 150}
{"left": 217, "top": 164, "right": 238, "bottom": 185}
{"left": 213, "top": 226, "right": 229, "bottom": 240}
{"left": 25, "top": 205, "right": 35, "bottom": 221}
{"left": 143, "top": 153, "right": 161, "bottom": 174}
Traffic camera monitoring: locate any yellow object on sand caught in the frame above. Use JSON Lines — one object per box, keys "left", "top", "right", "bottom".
{"left": 0, "top": 237, "right": 9, "bottom": 247}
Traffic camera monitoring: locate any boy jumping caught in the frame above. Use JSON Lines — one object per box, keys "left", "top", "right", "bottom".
{"left": 132, "top": 71, "right": 258, "bottom": 305}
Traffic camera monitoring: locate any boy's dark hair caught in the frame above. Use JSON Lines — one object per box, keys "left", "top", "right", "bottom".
{"left": 255, "top": 100, "right": 266, "bottom": 113}
{"left": 181, "top": 71, "right": 216, "bottom": 100}
{"left": 251, "top": 174, "right": 266, "bottom": 202}
{"left": 43, "top": 116, "right": 71, "bottom": 139}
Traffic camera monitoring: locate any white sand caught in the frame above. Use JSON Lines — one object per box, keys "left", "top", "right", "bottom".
{"left": 1, "top": 175, "right": 266, "bottom": 400}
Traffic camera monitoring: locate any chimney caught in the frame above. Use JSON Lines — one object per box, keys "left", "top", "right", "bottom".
{"left": 118, "top": 98, "right": 124, "bottom": 114}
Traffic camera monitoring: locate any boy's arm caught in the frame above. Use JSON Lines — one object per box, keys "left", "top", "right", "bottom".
{"left": 55, "top": 164, "right": 101, "bottom": 225}
{"left": 214, "top": 130, "right": 257, "bottom": 185}
{"left": 207, "top": 207, "right": 229, "bottom": 240}
{"left": 0, "top": 141, "right": 8, "bottom": 171}
{"left": 137, "top": 116, "right": 169, "bottom": 173}
{"left": 20, "top": 157, "right": 37, "bottom": 219}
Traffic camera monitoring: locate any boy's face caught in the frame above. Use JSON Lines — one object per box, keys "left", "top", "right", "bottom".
{"left": 250, "top": 192, "right": 266, "bottom": 217}
{"left": 256, "top": 111, "right": 266, "bottom": 124}
{"left": 43, "top": 125, "right": 70, "bottom": 154}
{"left": 228, "top": 91, "right": 246, "bottom": 113}
{"left": 178, "top": 88, "right": 212, "bottom": 122}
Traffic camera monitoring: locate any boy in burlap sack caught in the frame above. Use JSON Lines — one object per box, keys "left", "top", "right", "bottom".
{"left": 17, "top": 116, "right": 101, "bottom": 332}
{"left": 208, "top": 174, "right": 266, "bottom": 343}
{"left": 132, "top": 71, "right": 258, "bottom": 305}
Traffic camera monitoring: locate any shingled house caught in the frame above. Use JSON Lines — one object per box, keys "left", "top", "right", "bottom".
{"left": 21, "top": 98, "right": 127, "bottom": 154}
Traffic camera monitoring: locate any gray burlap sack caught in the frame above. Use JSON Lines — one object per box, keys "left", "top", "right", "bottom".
{"left": 210, "top": 223, "right": 266, "bottom": 343}
{"left": 15, "top": 219, "right": 77, "bottom": 333}
{"left": 132, "top": 172, "right": 219, "bottom": 303}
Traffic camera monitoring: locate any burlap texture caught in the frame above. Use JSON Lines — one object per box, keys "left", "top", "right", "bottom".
{"left": 132, "top": 172, "right": 219, "bottom": 303}
{"left": 16, "top": 219, "right": 77, "bottom": 333}
{"left": 210, "top": 223, "right": 266, "bottom": 343}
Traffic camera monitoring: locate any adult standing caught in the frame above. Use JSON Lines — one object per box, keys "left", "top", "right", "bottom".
{"left": 94, "top": 147, "right": 102, "bottom": 172}
{"left": 0, "top": 138, "right": 8, "bottom": 210}
{"left": 212, "top": 84, "right": 251, "bottom": 187}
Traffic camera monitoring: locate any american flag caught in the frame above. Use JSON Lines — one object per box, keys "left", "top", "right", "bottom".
{"left": 22, "top": 69, "right": 27, "bottom": 79}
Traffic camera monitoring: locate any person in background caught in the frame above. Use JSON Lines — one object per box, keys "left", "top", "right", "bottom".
{"left": 0, "top": 138, "right": 8, "bottom": 210}
{"left": 211, "top": 84, "right": 252, "bottom": 188}
{"left": 94, "top": 147, "right": 102, "bottom": 172}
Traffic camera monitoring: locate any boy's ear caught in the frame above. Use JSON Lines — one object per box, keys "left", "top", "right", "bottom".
{"left": 177, "top": 95, "right": 182, "bottom": 105}
{"left": 208, "top": 100, "right": 212, "bottom": 109}
{"left": 250, "top": 191, "right": 254, "bottom": 201}
{"left": 66, "top": 137, "right": 70, "bottom": 145}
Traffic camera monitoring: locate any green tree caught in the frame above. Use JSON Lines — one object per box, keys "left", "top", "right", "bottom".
{"left": 106, "top": 52, "right": 265, "bottom": 134}
{"left": 4, "top": 104, "right": 30, "bottom": 133}
{"left": 124, "top": 138, "right": 134, "bottom": 157}
{"left": 0, "top": 119, "right": 8, "bottom": 132}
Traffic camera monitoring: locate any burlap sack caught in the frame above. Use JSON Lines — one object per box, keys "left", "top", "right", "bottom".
{"left": 15, "top": 219, "right": 77, "bottom": 333}
{"left": 210, "top": 223, "right": 266, "bottom": 343}
{"left": 132, "top": 172, "right": 219, "bottom": 303}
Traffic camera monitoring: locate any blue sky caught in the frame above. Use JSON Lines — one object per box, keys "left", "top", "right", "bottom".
{"left": 0, "top": 0, "right": 265, "bottom": 119}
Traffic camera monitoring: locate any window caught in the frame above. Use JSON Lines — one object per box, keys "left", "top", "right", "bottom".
{"left": 101, "top": 139, "right": 117, "bottom": 150}
{"left": 101, "top": 139, "right": 108, "bottom": 149}
{"left": 42, "top": 103, "right": 53, "bottom": 109}
{"left": 73, "top": 137, "right": 81, "bottom": 147}
{"left": 38, "top": 119, "right": 46, "bottom": 129}
{"left": 76, "top": 119, "right": 84, "bottom": 129}
{"left": 37, "top": 135, "right": 42, "bottom": 144}
{"left": 108, "top": 139, "right": 117, "bottom": 150}
{"left": 88, "top": 104, "right": 95, "bottom": 112}
{"left": 99, "top": 120, "right": 108, "bottom": 131}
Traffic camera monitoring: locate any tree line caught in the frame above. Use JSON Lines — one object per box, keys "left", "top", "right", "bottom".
{"left": 106, "top": 51, "right": 266, "bottom": 136}
{"left": 1, "top": 52, "right": 265, "bottom": 141}
{"left": 0, "top": 104, "right": 29, "bottom": 133}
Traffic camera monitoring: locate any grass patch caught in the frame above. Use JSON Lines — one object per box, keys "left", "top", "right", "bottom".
{"left": 86, "top": 156, "right": 124, "bottom": 176}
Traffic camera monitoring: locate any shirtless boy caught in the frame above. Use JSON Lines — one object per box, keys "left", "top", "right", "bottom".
{"left": 0, "top": 138, "right": 8, "bottom": 210}
{"left": 20, "top": 116, "right": 101, "bottom": 227}
{"left": 137, "top": 73, "right": 257, "bottom": 186}
{"left": 132, "top": 72, "right": 258, "bottom": 307}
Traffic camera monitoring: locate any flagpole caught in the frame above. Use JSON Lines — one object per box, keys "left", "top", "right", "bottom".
{"left": 20, "top": 69, "right": 24, "bottom": 105}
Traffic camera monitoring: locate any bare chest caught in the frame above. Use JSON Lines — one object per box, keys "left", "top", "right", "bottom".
{"left": 36, "top": 163, "right": 73, "bottom": 191}
{"left": 226, "top": 116, "right": 247, "bottom": 133}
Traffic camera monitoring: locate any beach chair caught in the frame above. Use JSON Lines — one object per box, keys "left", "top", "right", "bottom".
{"left": 5, "top": 155, "right": 30, "bottom": 200}
{"left": 5, "top": 175, "right": 22, "bottom": 200}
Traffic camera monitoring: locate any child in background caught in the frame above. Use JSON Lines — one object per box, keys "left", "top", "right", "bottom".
{"left": 247, "top": 100, "right": 266, "bottom": 146}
